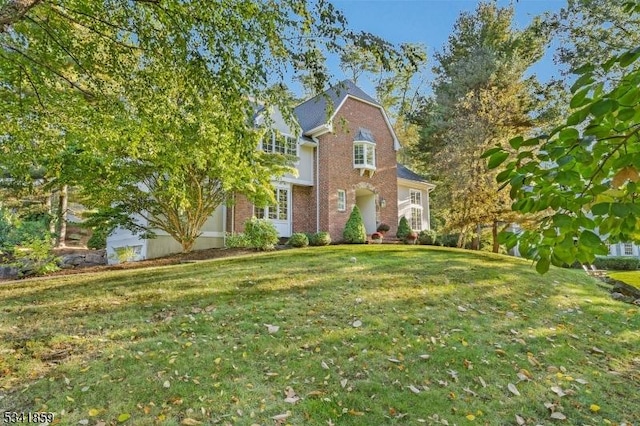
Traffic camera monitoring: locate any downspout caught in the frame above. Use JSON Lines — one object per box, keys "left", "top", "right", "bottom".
{"left": 222, "top": 204, "right": 227, "bottom": 246}
{"left": 314, "top": 137, "right": 320, "bottom": 233}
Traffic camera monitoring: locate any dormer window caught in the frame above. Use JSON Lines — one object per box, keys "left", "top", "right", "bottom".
{"left": 263, "top": 132, "right": 298, "bottom": 156}
{"left": 353, "top": 128, "right": 376, "bottom": 177}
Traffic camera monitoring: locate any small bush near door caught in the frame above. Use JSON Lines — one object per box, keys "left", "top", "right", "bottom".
{"left": 310, "top": 232, "right": 331, "bottom": 246}
{"left": 396, "top": 216, "right": 411, "bottom": 240}
{"left": 244, "top": 217, "right": 279, "bottom": 251}
{"left": 342, "top": 206, "right": 367, "bottom": 244}
{"left": 288, "top": 233, "right": 309, "bottom": 248}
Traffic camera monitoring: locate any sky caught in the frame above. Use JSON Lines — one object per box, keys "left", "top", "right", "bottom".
{"left": 292, "top": 0, "right": 567, "bottom": 97}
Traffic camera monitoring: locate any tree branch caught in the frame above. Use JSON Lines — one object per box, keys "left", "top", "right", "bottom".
{"left": 0, "top": 0, "right": 42, "bottom": 33}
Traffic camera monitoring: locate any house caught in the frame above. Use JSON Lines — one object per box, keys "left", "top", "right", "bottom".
{"left": 106, "top": 80, "right": 434, "bottom": 262}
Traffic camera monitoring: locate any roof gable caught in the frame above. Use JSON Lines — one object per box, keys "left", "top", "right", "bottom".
{"left": 293, "top": 80, "right": 400, "bottom": 150}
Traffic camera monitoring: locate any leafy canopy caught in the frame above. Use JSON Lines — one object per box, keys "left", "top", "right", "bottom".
{"left": 485, "top": 3, "right": 640, "bottom": 273}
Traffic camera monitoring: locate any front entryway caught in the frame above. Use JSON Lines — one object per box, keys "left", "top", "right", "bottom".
{"left": 355, "top": 188, "right": 376, "bottom": 235}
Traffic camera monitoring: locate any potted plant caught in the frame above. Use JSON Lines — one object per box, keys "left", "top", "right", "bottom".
{"left": 371, "top": 232, "right": 384, "bottom": 244}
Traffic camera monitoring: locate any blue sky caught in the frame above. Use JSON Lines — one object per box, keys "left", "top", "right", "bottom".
{"left": 294, "top": 0, "right": 566, "bottom": 97}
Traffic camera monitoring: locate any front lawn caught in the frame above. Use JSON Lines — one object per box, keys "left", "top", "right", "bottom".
{"left": 1, "top": 245, "right": 638, "bottom": 425}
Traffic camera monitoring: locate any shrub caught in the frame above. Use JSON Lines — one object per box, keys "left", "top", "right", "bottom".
{"left": 342, "top": 206, "right": 367, "bottom": 244}
{"left": 12, "top": 237, "right": 60, "bottom": 276}
{"left": 418, "top": 230, "right": 438, "bottom": 245}
{"left": 225, "top": 232, "right": 249, "bottom": 248}
{"left": 593, "top": 256, "right": 640, "bottom": 271}
{"left": 310, "top": 231, "right": 331, "bottom": 246}
{"left": 288, "top": 233, "right": 309, "bottom": 248}
{"left": 396, "top": 216, "right": 411, "bottom": 239}
{"left": 376, "top": 223, "right": 390, "bottom": 233}
{"left": 244, "top": 217, "right": 279, "bottom": 251}
{"left": 87, "top": 228, "right": 108, "bottom": 250}
{"left": 439, "top": 233, "right": 459, "bottom": 248}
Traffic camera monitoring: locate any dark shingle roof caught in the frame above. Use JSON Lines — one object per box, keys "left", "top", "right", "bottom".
{"left": 293, "top": 80, "right": 380, "bottom": 133}
{"left": 397, "top": 164, "right": 429, "bottom": 183}
{"left": 354, "top": 128, "right": 375, "bottom": 143}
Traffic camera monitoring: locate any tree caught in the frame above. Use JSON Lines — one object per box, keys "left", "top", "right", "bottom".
{"left": 410, "top": 1, "right": 552, "bottom": 250}
{"left": 343, "top": 206, "right": 367, "bottom": 244}
{"left": 0, "top": 0, "right": 396, "bottom": 252}
{"left": 551, "top": 0, "right": 640, "bottom": 83}
{"left": 485, "top": 28, "right": 640, "bottom": 273}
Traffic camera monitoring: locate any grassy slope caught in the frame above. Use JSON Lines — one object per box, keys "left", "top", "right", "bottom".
{"left": 0, "top": 245, "right": 638, "bottom": 425}
{"left": 608, "top": 271, "right": 640, "bottom": 289}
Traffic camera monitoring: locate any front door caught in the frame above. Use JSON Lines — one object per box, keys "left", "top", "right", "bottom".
{"left": 355, "top": 188, "right": 376, "bottom": 235}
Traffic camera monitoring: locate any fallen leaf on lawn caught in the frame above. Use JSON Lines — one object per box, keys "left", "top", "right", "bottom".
{"left": 81, "top": 386, "right": 90, "bottom": 392}
{"left": 508, "top": 383, "right": 520, "bottom": 396}
{"left": 284, "top": 386, "right": 300, "bottom": 404}
{"left": 550, "top": 412, "right": 566, "bottom": 420}
{"left": 466, "top": 414, "right": 475, "bottom": 420}
{"left": 419, "top": 354, "right": 431, "bottom": 360}
{"left": 271, "top": 412, "right": 290, "bottom": 420}
{"left": 575, "top": 378, "right": 588, "bottom": 385}
{"left": 478, "top": 377, "right": 487, "bottom": 388}
{"left": 518, "top": 369, "right": 534, "bottom": 380}
{"left": 550, "top": 386, "right": 566, "bottom": 397}
{"left": 163, "top": 380, "right": 170, "bottom": 388}
{"left": 117, "top": 413, "right": 131, "bottom": 423}
{"left": 321, "top": 361, "right": 329, "bottom": 370}
{"left": 388, "top": 358, "right": 401, "bottom": 363}
{"left": 457, "top": 306, "right": 467, "bottom": 312}
{"left": 590, "top": 404, "right": 600, "bottom": 412}
{"left": 348, "top": 409, "right": 364, "bottom": 416}
{"left": 463, "top": 387, "right": 477, "bottom": 397}
{"left": 463, "top": 359, "right": 473, "bottom": 370}
{"left": 340, "top": 379, "right": 348, "bottom": 388}
{"left": 591, "top": 346, "right": 605, "bottom": 355}
{"left": 352, "top": 320, "right": 362, "bottom": 328}
{"left": 96, "top": 422, "right": 106, "bottom": 426}
{"left": 515, "top": 414, "right": 525, "bottom": 425}
{"left": 66, "top": 396, "right": 75, "bottom": 402}
{"left": 408, "top": 385, "right": 421, "bottom": 394}
{"left": 495, "top": 349, "right": 507, "bottom": 357}
{"left": 88, "top": 409, "right": 100, "bottom": 417}
{"left": 264, "top": 324, "right": 279, "bottom": 334}
{"left": 181, "top": 419, "right": 202, "bottom": 425}
{"left": 528, "top": 354, "right": 541, "bottom": 367}
{"left": 79, "top": 419, "right": 89, "bottom": 425}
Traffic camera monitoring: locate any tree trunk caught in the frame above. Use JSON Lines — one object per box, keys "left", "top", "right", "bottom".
{"left": 0, "top": 0, "right": 42, "bottom": 33}
{"left": 56, "top": 185, "right": 68, "bottom": 247}
{"left": 46, "top": 191, "right": 55, "bottom": 235}
{"left": 492, "top": 220, "right": 499, "bottom": 253}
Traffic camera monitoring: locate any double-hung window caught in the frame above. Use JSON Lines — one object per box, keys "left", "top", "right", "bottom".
{"left": 337, "top": 190, "right": 346, "bottom": 212}
{"left": 263, "top": 132, "right": 297, "bottom": 157}
{"left": 409, "top": 189, "right": 423, "bottom": 231}
{"left": 255, "top": 187, "right": 289, "bottom": 221}
{"left": 353, "top": 142, "right": 376, "bottom": 174}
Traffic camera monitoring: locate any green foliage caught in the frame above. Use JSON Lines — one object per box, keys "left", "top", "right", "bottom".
{"left": 593, "top": 256, "right": 640, "bottom": 271}
{"left": 487, "top": 39, "right": 640, "bottom": 273}
{"left": 244, "top": 218, "right": 279, "bottom": 251}
{"left": 396, "top": 216, "right": 412, "bottom": 239}
{"left": 225, "top": 233, "right": 250, "bottom": 249}
{"left": 418, "top": 229, "right": 438, "bottom": 245}
{"left": 376, "top": 223, "right": 391, "bottom": 233}
{"left": 87, "top": 230, "right": 107, "bottom": 250}
{"left": 342, "top": 206, "right": 367, "bottom": 244}
{"left": 287, "top": 233, "right": 309, "bottom": 248}
{"left": 11, "top": 238, "right": 60, "bottom": 277}
{"left": 309, "top": 231, "right": 332, "bottom": 246}
{"left": 111, "top": 246, "right": 137, "bottom": 264}
{"left": 0, "top": 208, "right": 52, "bottom": 253}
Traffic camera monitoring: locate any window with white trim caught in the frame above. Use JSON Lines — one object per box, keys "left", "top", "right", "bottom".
{"left": 409, "top": 189, "right": 423, "bottom": 231}
{"left": 353, "top": 142, "right": 376, "bottom": 171}
{"left": 624, "top": 243, "right": 634, "bottom": 256}
{"left": 337, "top": 190, "right": 346, "bottom": 212}
{"left": 262, "top": 132, "right": 297, "bottom": 156}
{"left": 255, "top": 188, "right": 289, "bottom": 221}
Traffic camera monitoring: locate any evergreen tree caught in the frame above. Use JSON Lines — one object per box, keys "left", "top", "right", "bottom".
{"left": 343, "top": 206, "right": 367, "bottom": 244}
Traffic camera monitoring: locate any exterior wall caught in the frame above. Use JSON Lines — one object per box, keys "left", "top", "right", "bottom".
{"left": 227, "top": 194, "right": 255, "bottom": 234}
{"left": 106, "top": 213, "right": 149, "bottom": 264}
{"left": 288, "top": 144, "right": 314, "bottom": 185}
{"left": 607, "top": 242, "right": 640, "bottom": 257}
{"left": 146, "top": 235, "right": 224, "bottom": 259}
{"left": 292, "top": 185, "right": 317, "bottom": 233}
{"left": 317, "top": 97, "right": 399, "bottom": 242}
{"left": 397, "top": 182, "right": 431, "bottom": 231}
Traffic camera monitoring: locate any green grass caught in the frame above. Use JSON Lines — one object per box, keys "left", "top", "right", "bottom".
{"left": 608, "top": 270, "right": 640, "bottom": 289}
{"left": 1, "top": 245, "right": 638, "bottom": 425}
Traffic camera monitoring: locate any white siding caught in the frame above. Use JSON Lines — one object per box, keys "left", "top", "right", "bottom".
{"left": 397, "top": 182, "right": 430, "bottom": 232}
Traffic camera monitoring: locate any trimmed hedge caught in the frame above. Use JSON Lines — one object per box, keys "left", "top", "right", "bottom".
{"left": 396, "top": 216, "right": 411, "bottom": 239}
{"left": 310, "top": 231, "right": 331, "bottom": 246}
{"left": 343, "top": 206, "right": 367, "bottom": 244}
{"left": 593, "top": 256, "right": 640, "bottom": 271}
